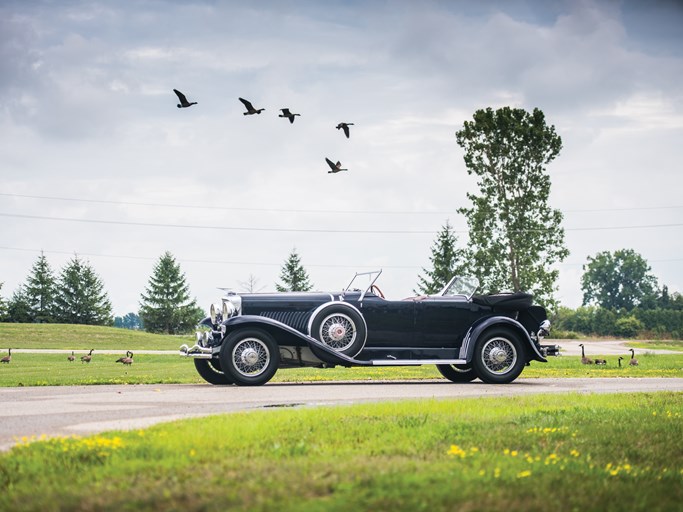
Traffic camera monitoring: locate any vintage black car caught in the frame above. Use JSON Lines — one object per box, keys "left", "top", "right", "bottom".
{"left": 180, "top": 271, "right": 559, "bottom": 386}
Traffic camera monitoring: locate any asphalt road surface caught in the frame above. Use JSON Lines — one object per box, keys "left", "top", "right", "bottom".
{"left": 2, "top": 378, "right": 683, "bottom": 451}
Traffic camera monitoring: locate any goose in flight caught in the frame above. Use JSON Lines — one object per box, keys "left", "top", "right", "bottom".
{"left": 239, "top": 97, "right": 265, "bottom": 115}
{"left": 279, "top": 108, "right": 301, "bottom": 124}
{"left": 336, "top": 122, "right": 354, "bottom": 138}
{"left": 173, "top": 89, "right": 197, "bottom": 108}
{"left": 325, "top": 157, "right": 348, "bottom": 174}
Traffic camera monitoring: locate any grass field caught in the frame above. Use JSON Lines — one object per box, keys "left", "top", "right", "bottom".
{"left": 0, "top": 392, "right": 681, "bottom": 511}
{"left": 0, "top": 351, "right": 681, "bottom": 387}
{"left": 627, "top": 340, "right": 683, "bottom": 352}
{"left": 0, "top": 323, "right": 187, "bottom": 350}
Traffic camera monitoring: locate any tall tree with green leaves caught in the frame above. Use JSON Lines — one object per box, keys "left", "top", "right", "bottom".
{"left": 581, "top": 249, "right": 659, "bottom": 310}
{"left": 455, "top": 106, "right": 568, "bottom": 306}
{"left": 276, "top": 249, "right": 313, "bottom": 292}
{"left": 139, "top": 251, "right": 204, "bottom": 334}
{"left": 23, "top": 251, "right": 56, "bottom": 323}
{"left": 415, "top": 221, "right": 466, "bottom": 294}
{"left": 53, "top": 256, "right": 113, "bottom": 325}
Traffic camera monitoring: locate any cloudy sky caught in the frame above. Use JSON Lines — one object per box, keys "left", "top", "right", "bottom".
{"left": 1, "top": 0, "right": 682, "bottom": 316}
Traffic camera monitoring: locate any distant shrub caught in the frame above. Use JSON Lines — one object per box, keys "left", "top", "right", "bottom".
{"left": 613, "top": 316, "right": 644, "bottom": 338}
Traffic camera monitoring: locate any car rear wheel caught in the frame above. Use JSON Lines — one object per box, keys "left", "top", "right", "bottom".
{"left": 219, "top": 329, "right": 279, "bottom": 386}
{"left": 309, "top": 304, "right": 367, "bottom": 357}
{"left": 472, "top": 328, "right": 526, "bottom": 384}
{"left": 193, "top": 358, "right": 234, "bottom": 385}
{"left": 436, "top": 364, "right": 478, "bottom": 383}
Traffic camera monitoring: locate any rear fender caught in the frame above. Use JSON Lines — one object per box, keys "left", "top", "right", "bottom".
{"left": 460, "top": 316, "right": 546, "bottom": 363}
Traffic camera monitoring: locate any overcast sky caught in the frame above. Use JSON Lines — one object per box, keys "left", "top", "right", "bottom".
{"left": 1, "top": 0, "right": 682, "bottom": 316}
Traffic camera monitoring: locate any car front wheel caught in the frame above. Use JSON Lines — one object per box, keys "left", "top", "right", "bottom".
{"left": 472, "top": 328, "right": 526, "bottom": 384}
{"left": 219, "top": 329, "right": 279, "bottom": 386}
{"left": 436, "top": 364, "right": 478, "bottom": 383}
{"left": 193, "top": 358, "right": 234, "bottom": 385}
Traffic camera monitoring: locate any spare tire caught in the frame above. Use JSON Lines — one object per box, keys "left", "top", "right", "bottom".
{"left": 308, "top": 304, "right": 367, "bottom": 358}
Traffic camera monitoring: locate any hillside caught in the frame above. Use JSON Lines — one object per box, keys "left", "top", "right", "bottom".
{"left": 0, "top": 323, "right": 190, "bottom": 350}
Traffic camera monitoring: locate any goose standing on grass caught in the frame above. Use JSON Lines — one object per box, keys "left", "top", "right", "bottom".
{"left": 116, "top": 351, "right": 134, "bottom": 366}
{"left": 239, "top": 97, "right": 265, "bottom": 115}
{"left": 279, "top": 108, "right": 300, "bottom": 124}
{"left": 81, "top": 349, "right": 94, "bottom": 363}
{"left": 336, "top": 122, "right": 354, "bottom": 139}
{"left": 325, "top": 157, "right": 348, "bottom": 174}
{"left": 579, "top": 344, "right": 593, "bottom": 365}
{"left": 67, "top": 351, "right": 75, "bottom": 362}
{"left": 1, "top": 348, "right": 11, "bottom": 364}
{"left": 629, "top": 349, "right": 639, "bottom": 366}
{"left": 173, "top": 89, "right": 197, "bottom": 108}
{"left": 618, "top": 356, "right": 624, "bottom": 368}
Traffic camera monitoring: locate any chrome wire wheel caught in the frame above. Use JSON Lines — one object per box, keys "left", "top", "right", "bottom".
{"left": 231, "top": 337, "right": 270, "bottom": 377}
{"left": 319, "top": 313, "right": 357, "bottom": 351}
{"left": 480, "top": 336, "right": 517, "bottom": 375}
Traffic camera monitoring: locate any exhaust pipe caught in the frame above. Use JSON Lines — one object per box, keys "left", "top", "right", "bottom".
{"left": 179, "top": 344, "right": 214, "bottom": 359}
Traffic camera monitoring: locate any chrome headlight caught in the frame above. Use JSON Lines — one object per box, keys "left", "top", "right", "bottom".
{"left": 222, "top": 301, "right": 236, "bottom": 319}
{"left": 538, "top": 320, "right": 551, "bottom": 338}
{"left": 210, "top": 303, "right": 222, "bottom": 324}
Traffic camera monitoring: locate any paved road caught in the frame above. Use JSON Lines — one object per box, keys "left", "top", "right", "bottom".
{"left": 2, "top": 378, "right": 682, "bottom": 451}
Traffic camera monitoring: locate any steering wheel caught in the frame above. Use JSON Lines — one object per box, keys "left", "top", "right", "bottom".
{"left": 371, "top": 284, "right": 385, "bottom": 299}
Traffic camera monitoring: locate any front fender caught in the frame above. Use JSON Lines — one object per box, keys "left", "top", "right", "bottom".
{"left": 459, "top": 316, "right": 546, "bottom": 363}
{"left": 221, "top": 315, "right": 372, "bottom": 366}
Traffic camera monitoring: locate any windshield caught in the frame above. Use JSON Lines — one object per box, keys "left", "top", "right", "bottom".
{"left": 440, "top": 276, "right": 480, "bottom": 299}
{"left": 343, "top": 270, "right": 382, "bottom": 300}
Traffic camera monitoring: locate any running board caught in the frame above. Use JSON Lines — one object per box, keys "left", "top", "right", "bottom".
{"left": 370, "top": 359, "right": 467, "bottom": 366}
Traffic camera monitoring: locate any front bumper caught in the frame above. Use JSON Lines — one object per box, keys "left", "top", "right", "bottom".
{"left": 539, "top": 344, "right": 561, "bottom": 357}
{"left": 179, "top": 343, "right": 214, "bottom": 359}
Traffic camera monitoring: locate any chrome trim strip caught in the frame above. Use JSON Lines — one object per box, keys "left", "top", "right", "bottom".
{"left": 371, "top": 359, "right": 467, "bottom": 366}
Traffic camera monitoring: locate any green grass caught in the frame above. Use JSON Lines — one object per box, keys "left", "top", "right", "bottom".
{"left": 1, "top": 352, "right": 681, "bottom": 387}
{"left": 0, "top": 323, "right": 188, "bottom": 350}
{"left": 1, "top": 392, "right": 681, "bottom": 511}
{"left": 627, "top": 340, "right": 683, "bottom": 352}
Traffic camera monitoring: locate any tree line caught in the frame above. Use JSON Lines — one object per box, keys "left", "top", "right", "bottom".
{"left": 2, "top": 106, "right": 679, "bottom": 337}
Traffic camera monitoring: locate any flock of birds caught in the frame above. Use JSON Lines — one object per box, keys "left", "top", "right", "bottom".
{"left": 579, "top": 344, "right": 639, "bottom": 367}
{"left": 173, "top": 89, "right": 354, "bottom": 174}
{"left": 0, "top": 348, "right": 134, "bottom": 365}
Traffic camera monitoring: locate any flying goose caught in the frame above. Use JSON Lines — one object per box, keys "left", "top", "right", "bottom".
{"left": 1, "top": 348, "right": 11, "bottom": 364}
{"left": 325, "top": 157, "right": 348, "bottom": 174}
{"left": 81, "top": 349, "right": 94, "bottom": 363}
{"left": 173, "top": 89, "right": 197, "bottom": 108}
{"left": 336, "top": 122, "right": 354, "bottom": 138}
{"left": 239, "top": 97, "right": 265, "bottom": 115}
{"left": 279, "top": 108, "right": 300, "bottom": 124}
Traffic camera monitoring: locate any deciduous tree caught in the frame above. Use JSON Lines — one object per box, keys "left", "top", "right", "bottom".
{"left": 581, "top": 249, "right": 659, "bottom": 310}
{"left": 455, "top": 107, "right": 568, "bottom": 306}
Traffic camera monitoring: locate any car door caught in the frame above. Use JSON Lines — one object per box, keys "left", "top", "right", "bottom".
{"left": 414, "top": 297, "right": 483, "bottom": 347}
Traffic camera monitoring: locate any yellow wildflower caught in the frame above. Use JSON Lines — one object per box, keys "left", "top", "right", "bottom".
{"left": 517, "top": 470, "right": 532, "bottom": 478}
{"left": 448, "top": 445, "right": 467, "bottom": 458}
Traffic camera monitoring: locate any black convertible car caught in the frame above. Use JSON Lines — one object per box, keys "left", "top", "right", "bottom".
{"left": 180, "top": 271, "right": 559, "bottom": 386}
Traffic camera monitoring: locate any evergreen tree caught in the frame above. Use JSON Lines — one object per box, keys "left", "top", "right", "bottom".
{"left": 276, "top": 249, "right": 313, "bottom": 292}
{"left": 455, "top": 107, "right": 569, "bottom": 306}
{"left": 7, "top": 286, "right": 36, "bottom": 323}
{"left": 0, "top": 282, "right": 8, "bottom": 321}
{"left": 23, "top": 251, "right": 56, "bottom": 323}
{"left": 415, "top": 221, "right": 466, "bottom": 294}
{"left": 53, "top": 256, "right": 113, "bottom": 325}
{"left": 139, "top": 251, "right": 204, "bottom": 334}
